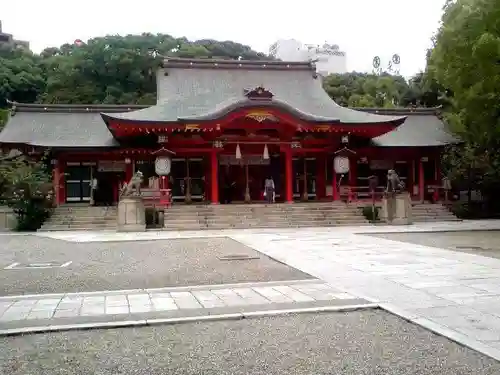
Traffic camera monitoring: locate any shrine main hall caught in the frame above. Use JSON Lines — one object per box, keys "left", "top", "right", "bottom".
{"left": 0, "top": 58, "right": 458, "bottom": 205}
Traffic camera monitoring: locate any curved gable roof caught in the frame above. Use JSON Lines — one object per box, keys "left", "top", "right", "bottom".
{"left": 102, "top": 58, "right": 406, "bottom": 126}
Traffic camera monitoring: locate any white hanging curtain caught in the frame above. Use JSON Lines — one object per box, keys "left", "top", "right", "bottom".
{"left": 263, "top": 144, "right": 269, "bottom": 160}
{"left": 235, "top": 143, "right": 242, "bottom": 159}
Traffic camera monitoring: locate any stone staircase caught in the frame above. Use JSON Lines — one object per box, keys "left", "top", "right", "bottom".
{"left": 410, "top": 202, "right": 461, "bottom": 222}
{"left": 162, "top": 202, "right": 368, "bottom": 230}
{"left": 39, "top": 202, "right": 368, "bottom": 231}
{"left": 39, "top": 205, "right": 117, "bottom": 231}
{"left": 352, "top": 201, "right": 460, "bottom": 223}
{"left": 38, "top": 201, "right": 459, "bottom": 232}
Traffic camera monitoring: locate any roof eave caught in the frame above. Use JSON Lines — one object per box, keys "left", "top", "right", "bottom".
{"left": 180, "top": 99, "right": 341, "bottom": 124}
{"left": 9, "top": 101, "right": 150, "bottom": 114}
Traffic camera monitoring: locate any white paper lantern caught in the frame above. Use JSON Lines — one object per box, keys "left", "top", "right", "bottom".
{"left": 155, "top": 157, "right": 172, "bottom": 176}
{"left": 334, "top": 156, "right": 350, "bottom": 174}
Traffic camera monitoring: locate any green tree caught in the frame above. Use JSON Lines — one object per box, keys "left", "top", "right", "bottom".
{"left": 0, "top": 45, "right": 45, "bottom": 106}
{"left": 429, "top": 0, "right": 500, "bottom": 210}
{"left": 403, "top": 71, "right": 449, "bottom": 108}
{"left": 0, "top": 109, "right": 8, "bottom": 130}
{"left": 322, "top": 72, "right": 412, "bottom": 108}
{"left": 38, "top": 34, "right": 270, "bottom": 104}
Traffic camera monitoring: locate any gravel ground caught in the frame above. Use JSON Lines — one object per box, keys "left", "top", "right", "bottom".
{"left": 0, "top": 236, "right": 312, "bottom": 296}
{"left": 369, "top": 230, "right": 500, "bottom": 259}
{"left": 1, "top": 310, "right": 499, "bottom": 375}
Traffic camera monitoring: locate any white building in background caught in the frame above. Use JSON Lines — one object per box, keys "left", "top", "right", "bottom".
{"left": 268, "top": 39, "right": 347, "bottom": 75}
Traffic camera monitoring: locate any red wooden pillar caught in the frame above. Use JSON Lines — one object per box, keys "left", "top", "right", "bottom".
{"left": 434, "top": 157, "right": 441, "bottom": 202}
{"left": 284, "top": 150, "right": 293, "bottom": 203}
{"left": 210, "top": 151, "right": 219, "bottom": 204}
{"left": 52, "top": 160, "right": 60, "bottom": 206}
{"left": 58, "top": 161, "right": 66, "bottom": 204}
{"left": 408, "top": 160, "right": 415, "bottom": 198}
{"left": 348, "top": 157, "right": 357, "bottom": 201}
{"left": 205, "top": 157, "right": 211, "bottom": 201}
{"left": 419, "top": 158, "right": 425, "bottom": 202}
{"left": 332, "top": 170, "right": 338, "bottom": 201}
{"left": 316, "top": 156, "right": 326, "bottom": 200}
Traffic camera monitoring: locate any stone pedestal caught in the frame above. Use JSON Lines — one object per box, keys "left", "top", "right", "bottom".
{"left": 0, "top": 206, "right": 15, "bottom": 231}
{"left": 117, "top": 197, "right": 146, "bottom": 232}
{"left": 381, "top": 192, "right": 413, "bottom": 225}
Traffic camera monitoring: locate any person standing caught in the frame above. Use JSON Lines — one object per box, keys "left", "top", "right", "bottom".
{"left": 90, "top": 176, "right": 99, "bottom": 206}
{"left": 264, "top": 175, "right": 275, "bottom": 204}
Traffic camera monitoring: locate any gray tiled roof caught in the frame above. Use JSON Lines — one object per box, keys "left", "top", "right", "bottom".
{"left": 353, "top": 108, "right": 461, "bottom": 147}
{"left": 102, "top": 58, "right": 406, "bottom": 125}
{"left": 0, "top": 104, "right": 146, "bottom": 148}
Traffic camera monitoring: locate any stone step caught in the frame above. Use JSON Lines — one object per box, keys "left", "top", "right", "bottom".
{"left": 52, "top": 210, "right": 118, "bottom": 216}
{"left": 50, "top": 214, "right": 117, "bottom": 219}
{"left": 164, "top": 208, "right": 360, "bottom": 213}
{"left": 163, "top": 213, "right": 362, "bottom": 221}
{"left": 54, "top": 206, "right": 117, "bottom": 211}
{"left": 163, "top": 205, "right": 351, "bottom": 212}
{"left": 412, "top": 210, "right": 454, "bottom": 213}
{"left": 164, "top": 219, "right": 367, "bottom": 226}
{"left": 49, "top": 218, "right": 117, "bottom": 223}
{"left": 163, "top": 222, "right": 369, "bottom": 230}
{"left": 162, "top": 208, "right": 358, "bottom": 215}
{"left": 39, "top": 225, "right": 117, "bottom": 231}
{"left": 48, "top": 220, "right": 117, "bottom": 225}
{"left": 413, "top": 217, "right": 461, "bottom": 222}
{"left": 412, "top": 215, "right": 458, "bottom": 219}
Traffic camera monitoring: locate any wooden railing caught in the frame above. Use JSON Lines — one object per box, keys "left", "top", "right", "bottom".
{"left": 338, "top": 186, "right": 385, "bottom": 203}
{"left": 140, "top": 188, "right": 172, "bottom": 208}
{"left": 338, "top": 184, "right": 448, "bottom": 203}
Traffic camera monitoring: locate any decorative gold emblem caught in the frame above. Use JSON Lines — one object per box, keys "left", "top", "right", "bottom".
{"left": 184, "top": 124, "right": 199, "bottom": 131}
{"left": 315, "top": 125, "right": 331, "bottom": 132}
{"left": 246, "top": 111, "right": 277, "bottom": 123}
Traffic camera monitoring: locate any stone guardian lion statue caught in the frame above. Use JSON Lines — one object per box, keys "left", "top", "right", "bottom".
{"left": 120, "top": 171, "right": 144, "bottom": 199}
{"left": 385, "top": 169, "right": 405, "bottom": 197}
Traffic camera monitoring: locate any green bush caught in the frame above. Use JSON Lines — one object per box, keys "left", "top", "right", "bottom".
{"left": 449, "top": 201, "right": 497, "bottom": 219}
{"left": 14, "top": 196, "right": 52, "bottom": 231}
{"left": 0, "top": 152, "right": 53, "bottom": 231}
{"left": 361, "top": 205, "right": 379, "bottom": 222}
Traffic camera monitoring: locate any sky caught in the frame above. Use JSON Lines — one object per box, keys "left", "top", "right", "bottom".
{"left": 2, "top": 0, "right": 445, "bottom": 77}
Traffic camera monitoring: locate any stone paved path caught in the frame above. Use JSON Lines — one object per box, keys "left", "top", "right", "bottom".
{"left": 14, "top": 219, "right": 500, "bottom": 360}
{"left": 0, "top": 281, "right": 358, "bottom": 323}
{"left": 232, "top": 222, "right": 500, "bottom": 359}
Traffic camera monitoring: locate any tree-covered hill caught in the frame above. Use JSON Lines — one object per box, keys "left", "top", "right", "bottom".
{"left": 0, "top": 32, "right": 439, "bottom": 107}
